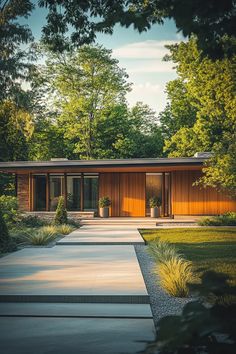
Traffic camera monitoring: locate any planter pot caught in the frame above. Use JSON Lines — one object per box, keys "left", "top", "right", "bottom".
{"left": 100, "top": 207, "right": 109, "bottom": 218}
{"left": 150, "top": 207, "right": 159, "bottom": 218}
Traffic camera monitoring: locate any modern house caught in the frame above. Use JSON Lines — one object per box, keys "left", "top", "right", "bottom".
{"left": 0, "top": 155, "right": 235, "bottom": 218}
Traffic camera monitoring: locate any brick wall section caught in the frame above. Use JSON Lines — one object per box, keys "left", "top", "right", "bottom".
{"left": 17, "top": 174, "right": 29, "bottom": 211}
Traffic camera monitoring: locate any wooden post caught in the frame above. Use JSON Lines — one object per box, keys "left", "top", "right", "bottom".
{"left": 64, "top": 173, "right": 67, "bottom": 208}
{"left": 46, "top": 173, "right": 50, "bottom": 211}
{"left": 162, "top": 172, "right": 166, "bottom": 217}
{"left": 29, "top": 173, "right": 32, "bottom": 211}
{"left": 81, "top": 173, "right": 84, "bottom": 211}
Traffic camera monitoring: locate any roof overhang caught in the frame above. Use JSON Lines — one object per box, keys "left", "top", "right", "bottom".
{"left": 0, "top": 158, "right": 207, "bottom": 174}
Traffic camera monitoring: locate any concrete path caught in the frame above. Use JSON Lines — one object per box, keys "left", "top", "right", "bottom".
{"left": 0, "top": 222, "right": 155, "bottom": 353}
{"left": 57, "top": 224, "right": 145, "bottom": 245}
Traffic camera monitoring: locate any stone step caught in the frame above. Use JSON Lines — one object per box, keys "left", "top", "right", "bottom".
{"left": 0, "top": 303, "right": 153, "bottom": 319}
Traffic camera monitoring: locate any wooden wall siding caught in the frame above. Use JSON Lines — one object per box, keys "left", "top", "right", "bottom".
{"left": 99, "top": 172, "right": 146, "bottom": 216}
{"left": 17, "top": 174, "right": 30, "bottom": 211}
{"left": 119, "top": 173, "right": 146, "bottom": 217}
{"left": 172, "top": 171, "right": 236, "bottom": 215}
{"left": 99, "top": 173, "right": 120, "bottom": 216}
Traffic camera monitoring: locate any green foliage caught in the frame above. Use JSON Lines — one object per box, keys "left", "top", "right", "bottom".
{"left": 156, "top": 257, "right": 193, "bottom": 297}
{"left": 148, "top": 240, "right": 180, "bottom": 263}
{"left": 162, "top": 38, "right": 236, "bottom": 196}
{"left": 0, "top": 0, "right": 34, "bottom": 101}
{"left": 148, "top": 239, "right": 192, "bottom": 297}
{"left": 20, "top": 229, "right": 57, "bottom": 245}
{"left": 199, "top": 212, "right": 236, "bottom": 226}
{"left": 38, "top": 1, "right": 236, "bottom": 58}
{"left": 143, "top": 272, "right": 236, "bottom": 354}
{"left": 20, "top": 215, "right": 49, "bottom": 228}
{"left": 0, "top": 195, "right": 19, "bottom": 224}
{"left": 149, "top": 196, "right": 162, "bottom": 208}
{"left": 99, "top": 197, "right": 111, "bottom": 208}
{"left": 0, "top": 100, "right": 33, "bottom": 162}
{"left": 32, "top": 46, "right": 163, "bottom": 160}
{"left": 56, "top": 224, "right": 74, "bottom": 235}
{"left": 54, "top": 196, "right": 67, "bottom": 225}
{"left": 0, "top": 207, "right": 17, "bottom": 252}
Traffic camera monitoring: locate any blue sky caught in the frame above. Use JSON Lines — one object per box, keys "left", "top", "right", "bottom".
{"left": 23, "top": 5, "right": 184, "bottom": 115}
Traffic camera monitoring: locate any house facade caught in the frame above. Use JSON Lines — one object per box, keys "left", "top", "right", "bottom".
{"left": 0, "top": 157, "right": 235, "bottom": 218}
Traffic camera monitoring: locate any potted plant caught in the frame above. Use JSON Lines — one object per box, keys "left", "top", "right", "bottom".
{"left": 149, "top": 196, "right": 162, "bottom": 218}
{"left": 99, "top": 196, "right": 111, "bottom": 218}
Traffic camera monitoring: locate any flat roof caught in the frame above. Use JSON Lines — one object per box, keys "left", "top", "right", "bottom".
{"left": 0, "top": 157, "right": 207, "bottom": 171}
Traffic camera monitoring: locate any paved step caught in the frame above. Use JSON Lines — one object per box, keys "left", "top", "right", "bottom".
{"left": 57, "top": 225, "right": 145, "bottom": 245}
{"left": 0, "top": 303, "right": 152, "bottom": 318}
{"left": 0, "top": 246, "right": 149, "bottom": 304}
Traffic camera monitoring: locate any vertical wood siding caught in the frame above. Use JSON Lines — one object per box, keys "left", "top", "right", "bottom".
{"left": 99, "top": 172, "right": 146, "bottom": 216}
{"left": 172, "top": 170, "right": 236, "bottom": 215}
{"left": 17, "top": 174, "right": 30, "bottom": 211}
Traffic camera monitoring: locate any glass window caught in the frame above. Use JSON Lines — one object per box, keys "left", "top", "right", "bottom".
{"left": 67, "top": 175, "right": 81, "bottom": 211}
{"left": 50, "top": 175, "right": 64, "bottom": 211}
{"left": 83, "top": 174, "right": 98, "bottom": 211}
{"left": 33, "top": 175, "right": 46, "bottom": 211}
{"left": 146, "top": 173, "right": 163, "bottom": 216}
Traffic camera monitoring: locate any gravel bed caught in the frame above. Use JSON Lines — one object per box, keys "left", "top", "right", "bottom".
{"left": 135, "top": 244, "right": 193, "bottom": 326}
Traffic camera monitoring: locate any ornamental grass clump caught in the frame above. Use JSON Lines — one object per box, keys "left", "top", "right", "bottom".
{"left": 148, "top": 239, "right": 193, "bottom": 297}
{"left": 54, "top": 196, "right": 67, "bottom": 225}
{"left": 25, "top": 231, "right": 57, "bottom": 245}
{"left": 155, "top": 256, "right": 193, "bottom": 297}
{"left": 56, "top": 224, "right": 74, "bottom": 235}
{"left": 148, "top": 240, "right": 180, "bottom": 263}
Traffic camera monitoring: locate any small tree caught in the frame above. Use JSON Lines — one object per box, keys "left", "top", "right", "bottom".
{"left": 0, "top": 207, "right": 16, "bottom": 252}
{"left": 54, "top": 196, "right": 67, "bottom": 225}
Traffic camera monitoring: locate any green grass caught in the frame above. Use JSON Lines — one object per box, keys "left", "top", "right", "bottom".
{"left": 140, "top": 228, "right": 236, "bottom": 285}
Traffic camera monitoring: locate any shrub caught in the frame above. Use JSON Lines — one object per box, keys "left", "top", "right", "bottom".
{"left": 155, "top": 256, "right": 193, "bottom": 297}
{"left": 0, "top": 207, "right": 17, "bottom": 252}
{"left": 149, "top": 196, "right": 162, "bottom": 208}
{"left": 22, "top": 231, "right": 57, "bottom": 245}
{"left": 20, "top": 215, "right": 48, "bottom": 227}
{"left": 54, "top": 196, "right": 67, "bottom": 225}
{"left": 198, "top": 211, "right": 236, "bottom": 226}
{"left": 0, "top": 195, "right": 19, "bottom": 224}
{"left": 148, "top": 240, "right": 180, "bottom": 263}
{"left": 99, "top": 196, "right": 111, "bottom": 208}
{"left": 56, "top": 224, "right": 74, "bottom": 235}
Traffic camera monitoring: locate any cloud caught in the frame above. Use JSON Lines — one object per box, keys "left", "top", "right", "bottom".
{"left": 113, "top": 40, "right": 180, "bottom": 59}
{"left": 128, "top": 60, "right": 175, "bottom": 74}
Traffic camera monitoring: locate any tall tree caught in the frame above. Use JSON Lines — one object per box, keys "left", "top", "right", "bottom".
{"left": 38, "top": 0, "right": 236, "bottom": 58}
{"left": 35, "top": 45, "right": 131, "bottom": 159}
{"left": 163, "top": 38, "right": 236, "bottom": 196}
{"left": 0, "top": 0, "right": 34, "bottom": 101}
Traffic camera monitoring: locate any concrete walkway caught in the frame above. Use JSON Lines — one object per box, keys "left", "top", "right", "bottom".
{"left": 0, "top": 221, "right": 155, "bottom": 354}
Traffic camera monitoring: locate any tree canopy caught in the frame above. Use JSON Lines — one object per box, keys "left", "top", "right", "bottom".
{"left": 38, "top": 0, "right": 236, "bottom": 58}
{"left": 161, "top": 38, "right": 236, "bottom": 196}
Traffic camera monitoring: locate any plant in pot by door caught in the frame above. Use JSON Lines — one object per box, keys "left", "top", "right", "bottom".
{"left": 99, "top": 196, "right": 111, "bottom": 218}
{"left": 149, "top": 196, "right": 162, "bottom": 218}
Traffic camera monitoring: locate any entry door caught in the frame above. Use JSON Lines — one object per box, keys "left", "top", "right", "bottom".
{"left": 119, "top": 173, "right": 145, "bottom": 217}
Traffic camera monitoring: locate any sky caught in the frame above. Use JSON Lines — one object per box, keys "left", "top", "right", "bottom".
{"left": 22, "top": 4, "right": 185, "bottom": 115}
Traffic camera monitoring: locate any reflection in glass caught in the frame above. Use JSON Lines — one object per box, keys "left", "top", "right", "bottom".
{"left": 67, "top": 175, "right": 81, "bottom": 211}
{"left": 50, "top": 175, "right": 64, "bottom": 210}
{"left": 84, "top": 175, "right": 98, "bottom": 210}
{"left": 34, "top": 175, "right": 46, "bottom": 211}
{"left": 146, "top": 173, "right": 162, "bottom": 216}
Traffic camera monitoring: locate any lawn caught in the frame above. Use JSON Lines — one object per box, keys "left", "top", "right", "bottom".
{"left": 140, "top": 227, "right": 236, "bottom": 285}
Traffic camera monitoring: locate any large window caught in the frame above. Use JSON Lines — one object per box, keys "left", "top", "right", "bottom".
{"left": 146, "top": 172, "right": 171, "bottom": 217}
{"left": 33, "top": 175, "right": 46, "bottom": 211}
{"left": 50, "top": 175, "right": 64, "bottom": 211}
{"left": 146, "top": 173, "right": 162, "bottom": 216}
{"left": 84, "top": 174, "right": 98, "bottom": 211}
{"left": 67, "top": 175, "right": 81, "bottom": 211}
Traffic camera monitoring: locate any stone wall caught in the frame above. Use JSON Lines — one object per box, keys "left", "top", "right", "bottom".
{"left": 17, "top": 174, "right": 29, "bottom": 211}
